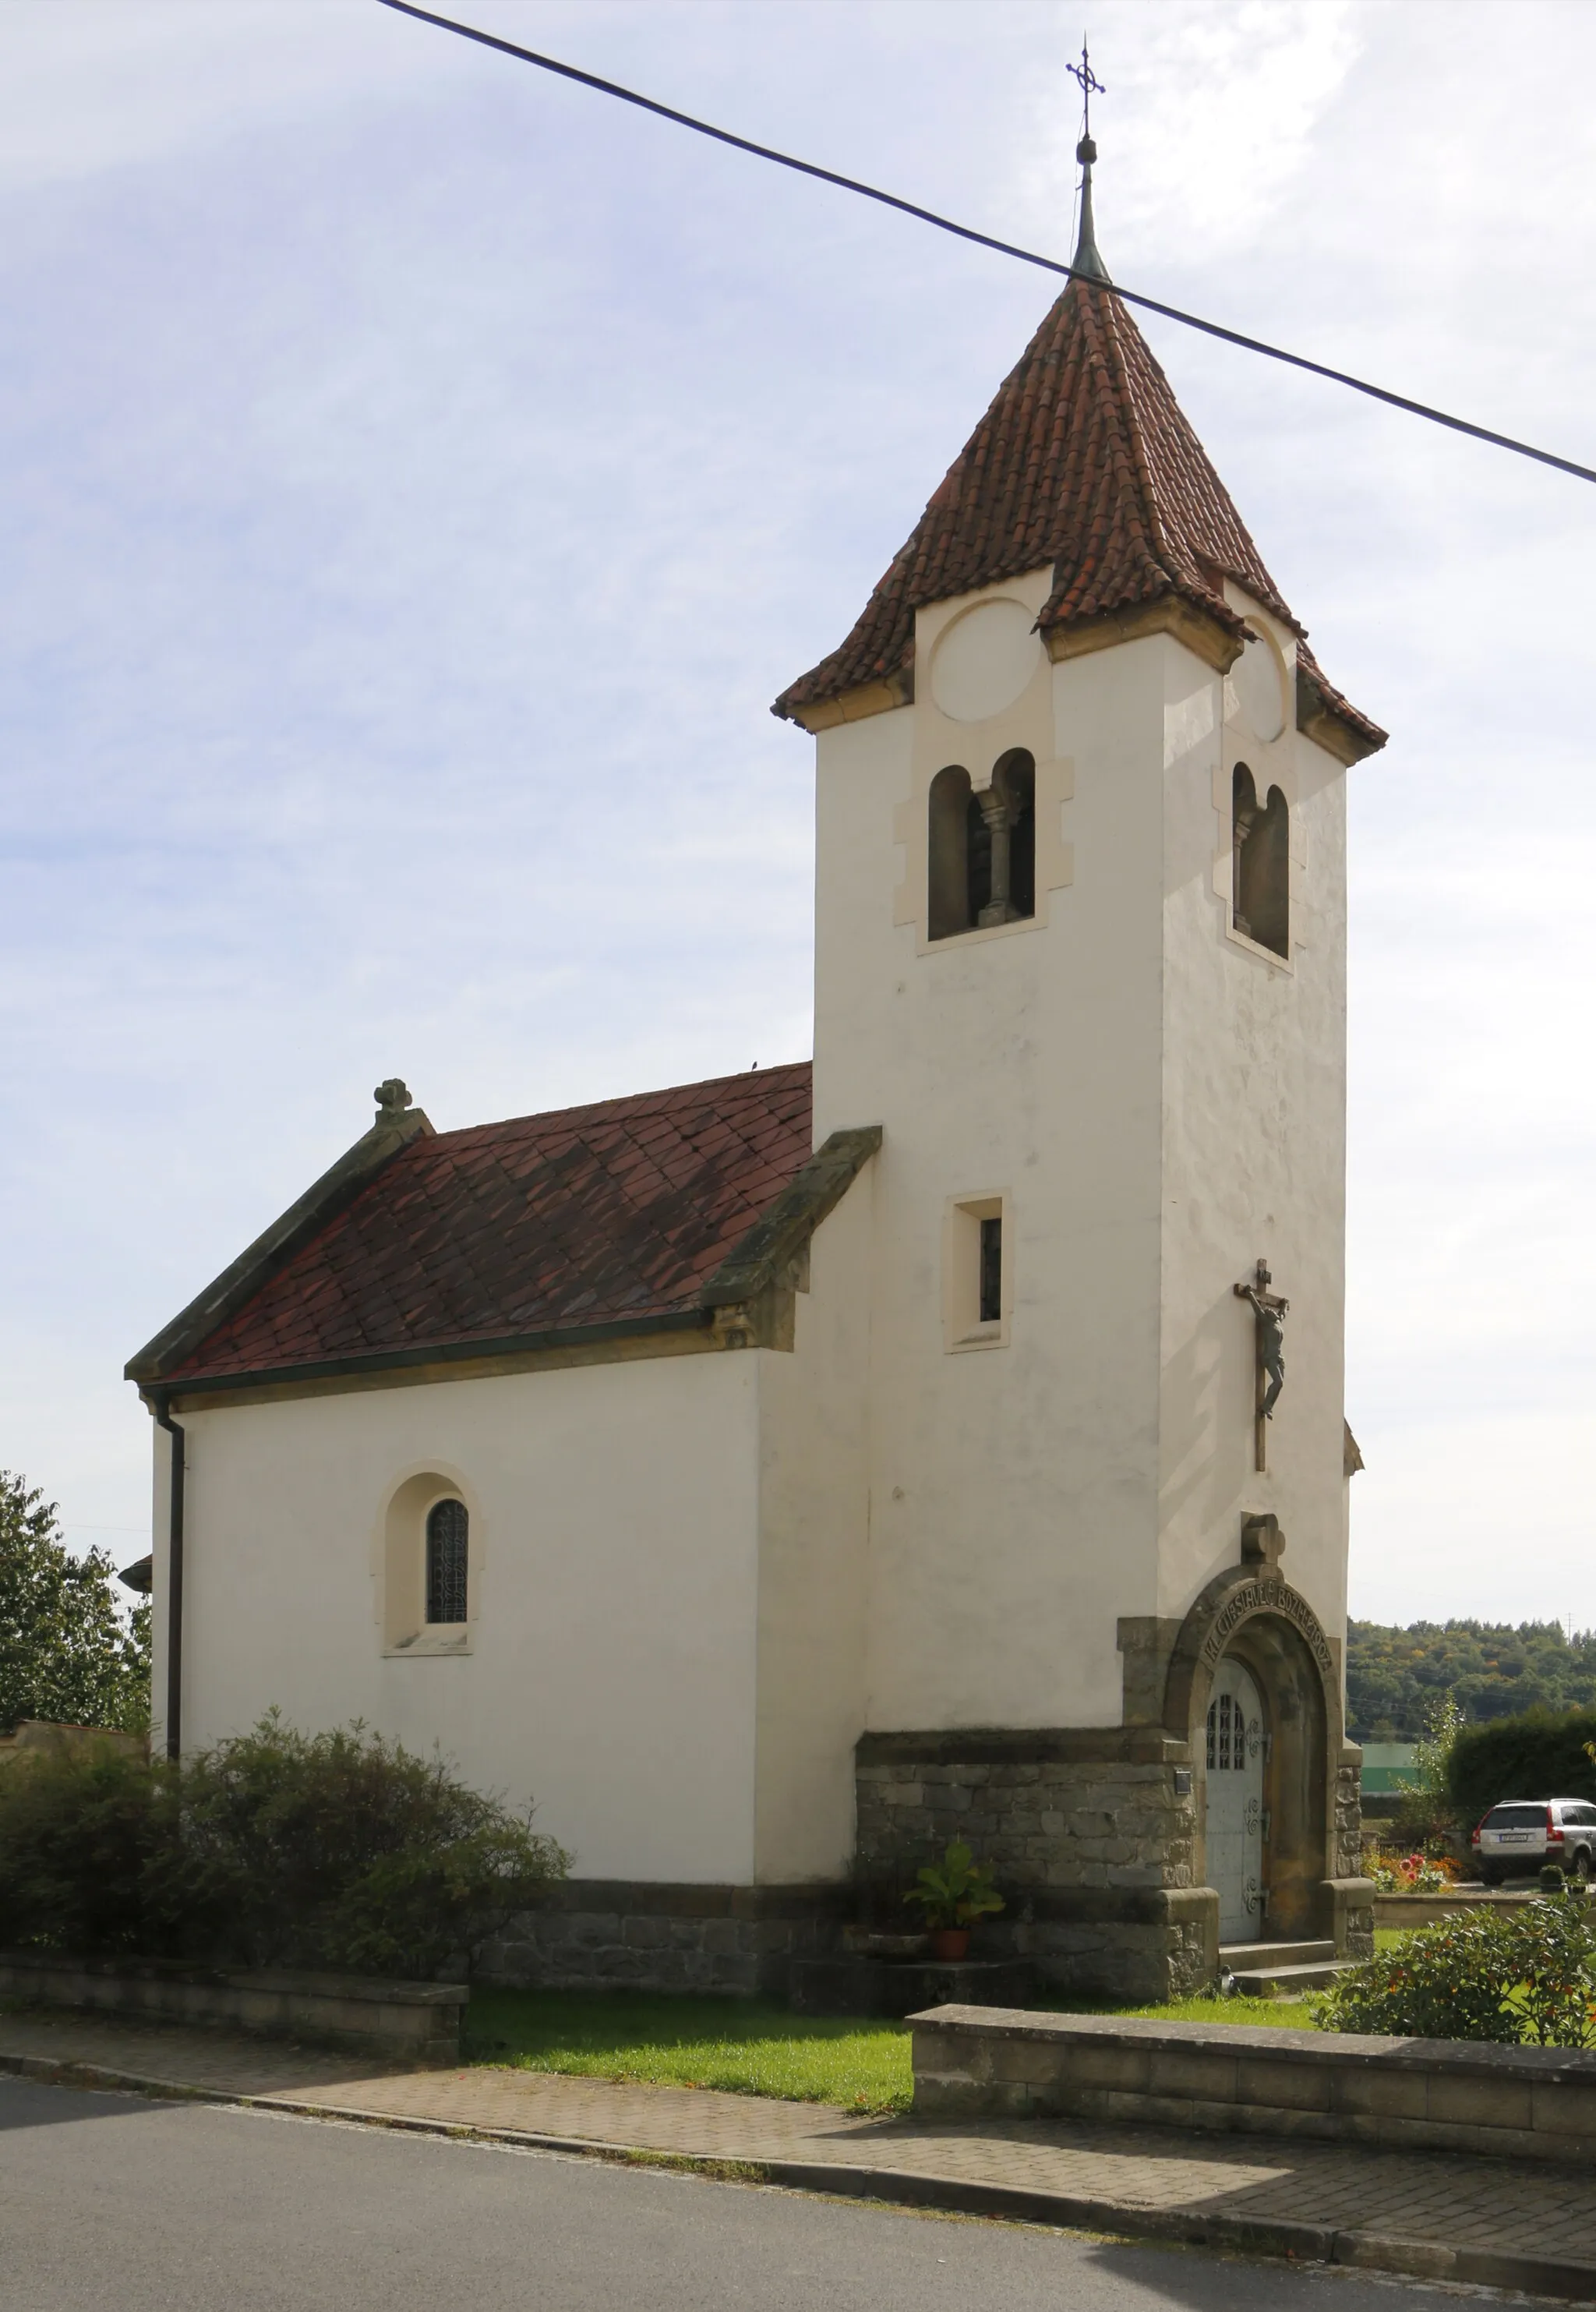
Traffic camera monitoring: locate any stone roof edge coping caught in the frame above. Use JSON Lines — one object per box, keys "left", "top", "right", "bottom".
{"left": 780, "top": 599, "right": 1385, "bottom": 767}
{"left": 697, "top": 1124, "right": 882, "bottom": 1309}
{"left": 909, "top": 2004, "right": 1596, "bottom": 2080}
{"left": 125, "top": 1104, "right": 434, "bottom": 1388}
{"left": 151, "top": 1308, "right": 713, "bottom": 1402}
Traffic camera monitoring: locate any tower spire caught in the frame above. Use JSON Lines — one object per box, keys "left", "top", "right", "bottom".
{"left": 1067, "top": 41, "right": 1109, "bottom": 285}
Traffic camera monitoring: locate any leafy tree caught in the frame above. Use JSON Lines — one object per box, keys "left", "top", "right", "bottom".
{"left": 1393, "top": 1693, "right": 1465, "bottom": 1844}
{"left": 0, "top": 1471, "right": 150, "bottom": 1736}
{"left": 1445, "top": 1706, "right": 1596, "bottom": 1830}
{"left": 1347, "top": 1618, "right": 1596, "bottom": 1741}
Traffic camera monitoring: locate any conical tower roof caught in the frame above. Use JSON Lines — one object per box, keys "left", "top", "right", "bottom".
{"left": 773, "top": 267, "right": 1381, "bottom": 758}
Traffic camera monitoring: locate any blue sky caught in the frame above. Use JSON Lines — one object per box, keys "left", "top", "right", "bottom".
{"left": 2, "top": 0, "right": 1594, "bottom": 1628}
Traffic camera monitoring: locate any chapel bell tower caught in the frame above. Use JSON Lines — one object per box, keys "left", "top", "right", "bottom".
{"left": 774, "top": 134, "right": 1385, "bottom": 1991}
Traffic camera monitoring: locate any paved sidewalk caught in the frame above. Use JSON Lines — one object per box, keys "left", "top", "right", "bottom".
{"left": 2, "top": 2009, "right": 1594, "bottom": 2302}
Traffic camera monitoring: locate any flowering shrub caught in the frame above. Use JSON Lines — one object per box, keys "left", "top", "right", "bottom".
{"left": 1315, "top": 1890, "right": 1596, "bottom": 2047}
{"left": 1365, "top": 1851, "right": 1459, "bottom": 1894}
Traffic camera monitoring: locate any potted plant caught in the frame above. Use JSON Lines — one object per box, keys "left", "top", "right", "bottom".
{"left": 903, "top": 1839, "right": 1005, "bottom": 1960}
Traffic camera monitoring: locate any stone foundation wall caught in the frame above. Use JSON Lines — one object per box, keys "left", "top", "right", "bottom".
{"left": 477, "top": 1881, "right": 853, "bottom": 1999}
{"left": 855, "top": 1731, "right": 1213, "bottom": 2002}
{"left": 0, "top": 1951, "right": 464, "bottom": 2062}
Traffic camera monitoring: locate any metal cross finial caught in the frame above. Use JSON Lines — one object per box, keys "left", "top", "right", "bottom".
{"left": 1067, "top": 39, "right": 1105, "bottom": 144}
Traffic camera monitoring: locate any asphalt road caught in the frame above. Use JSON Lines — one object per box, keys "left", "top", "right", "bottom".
{"left": 0, "top": 2075, "right": 1514, "bottom": 2312}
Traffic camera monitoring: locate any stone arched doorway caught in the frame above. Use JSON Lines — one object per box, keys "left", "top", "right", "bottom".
{"left": 1206, "top": 1656, "right": 1266, "bottom": 1939}
{"left": 1162, "top": 1531, "right": 1358, "bottom": 1950}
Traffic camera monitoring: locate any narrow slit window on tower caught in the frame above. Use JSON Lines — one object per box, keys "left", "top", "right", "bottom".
{"left": 425, "top": 1497, "right": 468, "bottom": 1624}
{"left": 1231, "top": 763, "right": 1290, "bottom": 960}
{"left": 945, "top": 1193, "right": 1008, "bottom": 1349}
{"left": 979, "top": 1214, "right": 1003, "bottom": 1323}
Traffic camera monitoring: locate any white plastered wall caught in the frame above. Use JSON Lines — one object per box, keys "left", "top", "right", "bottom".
{"left": 810, "top": 574, "right": 1352, "bottom": 1732}
{"left": 158, "top": 1354, "right": 761, "bottom": 1882}
{"left": 752, "top": 1175, "right": 874, "bottom": 1881}
{"left": 813, "top": 578, "right": 1171, "bottom": 1730}
{"left": 1158, "top": 592, "right": 1349, "bottom": 1643}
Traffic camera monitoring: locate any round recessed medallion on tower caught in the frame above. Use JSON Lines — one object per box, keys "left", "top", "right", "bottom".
{"left": 929, "top": 599, "right": 1040, "bottom": 723}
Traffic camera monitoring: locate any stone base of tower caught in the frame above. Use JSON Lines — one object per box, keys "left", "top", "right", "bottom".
{"left": 476, "top": 1879, "right": 856, "bottom": 1999}
{"left": 856, "top": 1728, "right": 1213, "bottom": 2003}
{"left": 856, "top": 1727, "right": 1371, "bottom": 2003}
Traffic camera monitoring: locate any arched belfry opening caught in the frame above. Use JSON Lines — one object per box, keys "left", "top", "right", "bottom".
{"left": 927, "top": 751, "right": 1037, "bottom": 940}
{"left": 927, "top": 765, "right": 973, "bottom": 941}
{"left": 1232, "top": 763, "right": 1289, "bottom": 958}
{"left": 993, "top": 749, "right": 1036, "bottom": 921}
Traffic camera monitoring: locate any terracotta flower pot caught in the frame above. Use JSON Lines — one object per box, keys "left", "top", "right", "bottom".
{"left": 929, "top": 1927, "right": 970, "bottom": 1961}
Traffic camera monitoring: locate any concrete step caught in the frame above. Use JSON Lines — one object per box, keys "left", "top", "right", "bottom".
{"left": 1219, "top": 1940, "right": 1336, "bottom": 1971}
{"left": 1226, "top": 1957, "right": 1356, "bottom": 1996}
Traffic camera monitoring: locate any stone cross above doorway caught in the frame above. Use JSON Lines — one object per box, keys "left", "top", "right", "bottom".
{"left": 1240, "top": 1511, "right": 1285, "bottom": 1574}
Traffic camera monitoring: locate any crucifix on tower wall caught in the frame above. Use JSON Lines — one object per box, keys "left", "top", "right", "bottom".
{"left": 1234, "top": 1260, "right": 1287, "bottom": 1473}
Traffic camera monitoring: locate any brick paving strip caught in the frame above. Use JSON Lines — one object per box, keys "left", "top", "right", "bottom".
{"left": 2, "top": 2010, "right": 1594, "bottom": 2302}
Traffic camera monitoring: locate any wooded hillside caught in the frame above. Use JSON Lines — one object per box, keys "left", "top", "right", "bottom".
{"left": 1347, "top": 1620, "right": 1596, "bottom": 1741}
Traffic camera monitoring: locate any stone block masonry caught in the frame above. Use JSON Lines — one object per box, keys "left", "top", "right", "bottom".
{"left": 477, "top": 1881, "right": 856, "bottom": 1999}
{"left": 0, "top": 1952, "right": 464, "bottom": 2063}
{"left": 856, "top": 1730, "right": 1216, "bottom": 2003}
{"left": 913, "top": 2003, "right": 1596, "bottom": 2165}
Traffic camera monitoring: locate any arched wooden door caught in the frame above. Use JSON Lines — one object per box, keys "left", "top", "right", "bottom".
{"left": 1206, "top": 1657, "right": 1266, "bottom": 1941}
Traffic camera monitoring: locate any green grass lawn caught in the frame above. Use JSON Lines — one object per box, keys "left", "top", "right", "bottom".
{"left": 464, "top": 1985, "right": 1313, "bottom": 2115}
{"left": 464, "top": 1989, "right": 916, "bottom": 2112}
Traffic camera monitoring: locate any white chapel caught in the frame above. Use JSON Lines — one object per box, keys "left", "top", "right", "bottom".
{"left": 129, "top": 156, "right": 1383, "bottom": 2002}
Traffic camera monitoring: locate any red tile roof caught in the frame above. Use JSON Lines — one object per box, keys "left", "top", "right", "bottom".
{"left": 773, "top": 274, "right": 1383, "bottom": 755}
{"left": 168, "top": 1063, "right": 814, "bottom": 1384}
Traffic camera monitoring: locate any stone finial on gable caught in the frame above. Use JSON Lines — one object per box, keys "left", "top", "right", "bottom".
{"left": 1241, "top": 1512, "right": 1284, "bottom": 1573}
{"left": 374, "top": 1078, "right": 413, "bottom": 1126}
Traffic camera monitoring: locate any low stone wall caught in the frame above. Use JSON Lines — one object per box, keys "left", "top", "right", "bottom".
{"left": 0, "top": 1952, "right": 464, "bottom": 2063}
{"left": 912, "top": 2004, "right": 1596, "bottom": 2165}
{"left": 477, "top": 1881, "right": 855, "bottom": 1999}
{"left": 0, "top": 1720, "right": 145, "bottom": 1772}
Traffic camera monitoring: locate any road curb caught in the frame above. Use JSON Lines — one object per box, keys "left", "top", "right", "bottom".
{"left": 3, "top": 2049, "right": 1594, "bottom": 2302}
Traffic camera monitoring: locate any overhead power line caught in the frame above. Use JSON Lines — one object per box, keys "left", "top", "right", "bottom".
{"left": 375, "top": 0, "right": 1596, "bottom": 490}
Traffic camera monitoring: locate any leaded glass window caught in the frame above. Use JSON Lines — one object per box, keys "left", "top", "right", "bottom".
{"left": 425, "top": 1497, "right": 468, "bottom": 1624}
{"left": 1206, "top": 1692, "right": 1244, "bottom": 1771}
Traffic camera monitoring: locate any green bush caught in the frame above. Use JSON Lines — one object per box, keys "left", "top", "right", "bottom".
{"left": 1313, "top": 1907, "right": 1520, "bottom": 2041}
{"left": 1444, "top": 1706, "right": 1596, "bottom": 1832}
{"left": 0, "top": 1738, "right": 187, "bottom": 1957}
{"left": 0, "top": 1713, "right": 568, "bottom": 1978}
{"left": 1512, "top": 1893, "right": 1596, "bottom": 2048}
{"left": 1315, "top": 1893, "right": 1596, "bottom": 2048}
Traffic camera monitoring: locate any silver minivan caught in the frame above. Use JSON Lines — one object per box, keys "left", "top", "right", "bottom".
{"left": 1472, "top": 1798, "right": 1596, "bottom": 1885}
